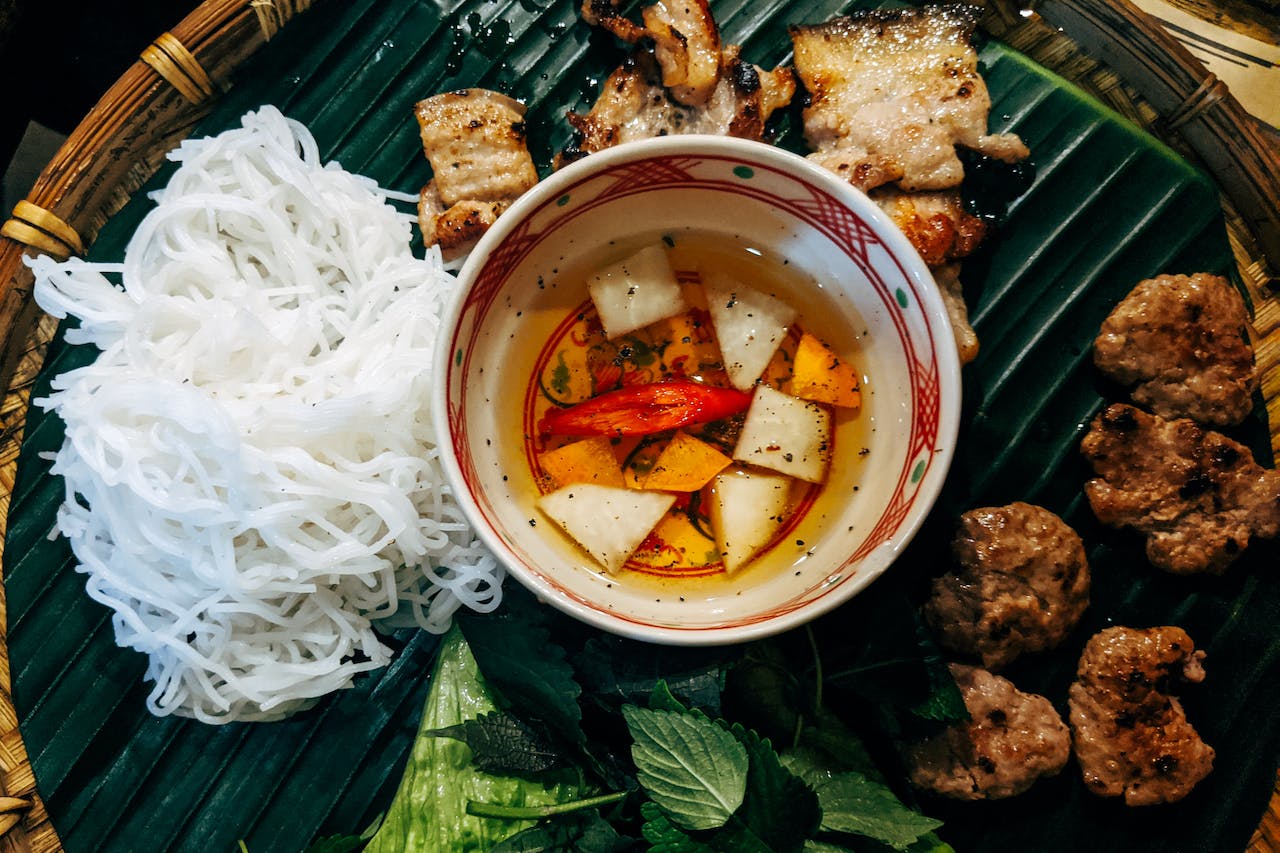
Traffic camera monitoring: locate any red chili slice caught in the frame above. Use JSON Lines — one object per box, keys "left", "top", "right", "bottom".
{"left": 541, "top": 380, "right": 754, "bottom": 437}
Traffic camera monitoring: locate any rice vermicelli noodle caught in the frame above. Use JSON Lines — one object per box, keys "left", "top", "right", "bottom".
{"left": 28, "top": 106, "right": 503, "bottom": 723}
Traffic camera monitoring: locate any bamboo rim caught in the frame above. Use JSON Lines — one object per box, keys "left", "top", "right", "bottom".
{"left": 141, "top": 32, "right": 220, "bottom": 105}
{"left": 0, "top": 0, "right": 1275, "bottom": 850}
{"left": 0, "top": 1, "right": 314, "bottom": 848}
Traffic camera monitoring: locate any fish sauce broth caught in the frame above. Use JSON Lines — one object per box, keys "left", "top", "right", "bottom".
{"left": 523, "top": 231, "right": 874, "bottom": 591}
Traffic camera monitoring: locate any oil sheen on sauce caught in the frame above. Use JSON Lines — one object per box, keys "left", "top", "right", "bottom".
{"left": 522, "top": 231, "right": 873, "bottom": 591}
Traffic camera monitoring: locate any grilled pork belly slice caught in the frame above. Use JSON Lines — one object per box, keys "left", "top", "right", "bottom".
{"left": 930, "top": 262, "right": 979, "bottom": 365}
{"left": 790, "top": 5, "right": 1029, "bottom": 193}
{"left": 557, "top": 48, "right": 795, "bottom": 167}
{"left": 582, "top": 0, "right": 648, "bottom": 41}
{"left": 418, "top": 193, "right": 508, "bottom": 260}
{"left": 806, "top": 145, "right": 903, "bottom": 194}
{"left": 790, "top": 7, "right": 1029, "bottom": 366}
{"left": 869, "top": 191, "right": 985, "bottom": 365}
{"left": 414, "top": 89, "right": 539, "bottom": 260}
{"left": 872, "top": 188, "right": 987, "bottom": 268}
{"left": 583, "top": 0, "right": 722, "bottom": 107}
{"left": 643, "top": 0, "right": 721, "bottom": 106}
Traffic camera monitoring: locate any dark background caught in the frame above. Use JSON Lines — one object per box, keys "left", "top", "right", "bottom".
{"left": 0, "top": 1, "right": 202, "bottom": 205}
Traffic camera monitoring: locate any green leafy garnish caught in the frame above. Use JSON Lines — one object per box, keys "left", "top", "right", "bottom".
{"left": 640, "top": 802, "right": 719, "bottom": 853}
{"left": 648, "top": 679, "right": 693, "bottom": 714}
{"left": 363, "top": 625, "right": 580, "bottom": 853}
{"left": 730, "top": 721, "right": 821, "bottom": 852}
{"left": 820, "top": 589, "right": 967, "bottom": 732}
{"left": 623, "top": 705, "right": 748, "bottom": 831}
{"left": 327, "top": 586, "right": 955, "bottom": 853}
{"left": 577, "top": 636, "right": 729, "bottom": 715}
{"left": 784, "top": 750, "right": 943, "bottom": 851}
{"left": 815, "top": 772, "right": 943, "bottom": 850}
{"left": 797, "top": 708, "right": 891, "bottom": 783}
{"left": 802, "top": 841, "right": 856, "bottom": 853}
{"left": 550, "top": 352, "right": 572, "bottom": 397}
{"left": 461, "top": 607, "right": 584, "bottom": 744}
{"left": 905, "top": 622, "right": 967, "bottom": 724}
{"left": 467, "top": 790, "right": 628, "bottom": 820}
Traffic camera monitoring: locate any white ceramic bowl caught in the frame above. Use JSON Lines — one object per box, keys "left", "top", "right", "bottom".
{"left": 433, "top": 135, "right": 960, "bottom": 645}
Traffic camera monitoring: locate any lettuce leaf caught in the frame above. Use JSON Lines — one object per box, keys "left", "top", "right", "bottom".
{"left": 364, "top": 625, "right": 580, "bottom": 853}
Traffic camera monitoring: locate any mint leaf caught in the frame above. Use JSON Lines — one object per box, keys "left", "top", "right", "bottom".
{"left": 812, "top": 772, "right": 942, "bottom": 851}
{"left": 643, "top": 683, "right": 819, "bottom": 849}
{"left": 729, "top": 722, "right": 820, "bottom": 852}
{"left": 623, "top": 706, "right": 748, "bottom": 831}
{"left": 427, "top": 711, "right": 566, "bottom": 775}
{"left": 640, "top": 802, "right": 719, "bottom": 853}
{"left": 802, "top": 842, "right": 855, "bottom": 853}
{"left": 780, "top": 747, "right": 841, "bottom": 787}
{"left": 782, "top": 749, "right": 943, "bottom": 852}
{"left": 641, "top": 803, "right": 778, "bottom": 853}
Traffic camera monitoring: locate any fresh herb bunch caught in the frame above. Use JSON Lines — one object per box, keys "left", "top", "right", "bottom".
{"left": 308, "top": 576, "right": 964, "bottom": 853}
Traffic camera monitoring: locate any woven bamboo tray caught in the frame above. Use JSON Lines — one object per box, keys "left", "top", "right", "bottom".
{"left": 0, "top": 0, "right": 1275, "bottom": 850}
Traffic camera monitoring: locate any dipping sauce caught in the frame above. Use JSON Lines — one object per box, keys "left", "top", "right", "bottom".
{"left": 523, "top": 232, "right": 872, "bottom": 582}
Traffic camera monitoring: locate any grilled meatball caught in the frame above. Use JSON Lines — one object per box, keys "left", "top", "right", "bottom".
{"left": 905, "top": 663, "right": 1070, "bottom": 800}
{"left": 1081, "top": 403, "right": 1280, "bottom": 574}
{"left": 1068, "top": 626, "right": 1214, "bottom": 806}
{"left": 1094, "top": 273, "right": 1257, "bottom": 427}
{"left": 924, "top": 502, "right": 1090, "bottom": 670}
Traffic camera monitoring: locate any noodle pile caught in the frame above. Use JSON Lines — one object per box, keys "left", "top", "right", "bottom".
{"left": 28, "top": 106, "right": 504, "bottom": 723}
